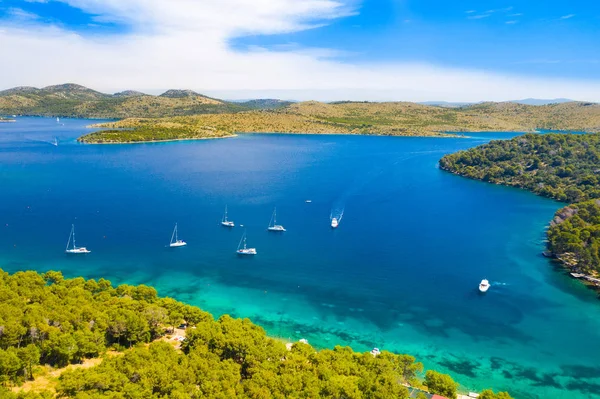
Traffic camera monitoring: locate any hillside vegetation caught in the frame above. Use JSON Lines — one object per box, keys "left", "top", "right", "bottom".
{"left": 0, "top": 84, "right": 275, "bottom": 118}
{"left": 80, "top": 100, "right": 600, "bottom": 143}
{"left": 440, "top": 133, "right": 600, "bottom": 278}
{"left": 3, "top": 83, "right": 600, "bottom": 140}
{"left": 0, "top": 269, "right": 513, "bottom": 399}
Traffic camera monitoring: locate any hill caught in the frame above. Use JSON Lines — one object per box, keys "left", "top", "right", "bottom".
{"left": 0, "top": 84, "right": 249, "bottom": 118}
{"left": 80, "top": 100, "right": 600, "bottom": 143}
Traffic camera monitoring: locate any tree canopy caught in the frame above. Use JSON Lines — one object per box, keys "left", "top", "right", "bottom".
{"left": 0, "top": 269, "right": 507, "bottom": 399}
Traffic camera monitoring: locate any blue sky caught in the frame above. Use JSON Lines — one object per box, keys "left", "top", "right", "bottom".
{"left": 231, "top": 0, "right": 600, "bottom": 80}
{"left": 1, "top": 0, "right": 600, "bottom": 101}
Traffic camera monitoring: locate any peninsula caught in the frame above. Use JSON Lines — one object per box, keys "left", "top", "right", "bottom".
{"left": 1, "top": 269, "right": 511, "bottom": 399}
{"left": 440, "top": 133, "right": 600, "bottom": 292}
{"left": 80, "top": 99, "right": 600, "bottom": 143}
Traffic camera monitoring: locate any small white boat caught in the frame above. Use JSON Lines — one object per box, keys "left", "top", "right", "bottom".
{"left": 56, "top": 117, "right": 60, "bottom": 123}
{"left": 236, "top": 232, "right": 257, "bottom": 255}
{"left": 479, "top": 279, "right": 490, "bottom": 293}
{"left": 169, "top": 223, "right": 187, "bottom": 247}
{"left": 12, "top": 115, "right": 16, "bottom": 118}
{"left": 65, "top": 224, "right": 91, "bottom": 254}
{"left": 221, "top": 205, "right": 235, "bottom": 227}
{"left": 267, "top": 207, "right": 286, "bottom": 232}
{"left": 305, "top": 200, "right": 312, "bottom": 203}
{"left": 331, "top": 217, "right": 339, "bottom": 229}
{"left": 52, "top": 137, "right": 58, "bottom": 147}
{"left": 370, "top": 348, "right": 381, "bottom": 356}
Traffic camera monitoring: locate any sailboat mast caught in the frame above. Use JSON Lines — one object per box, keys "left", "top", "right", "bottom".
{"left": 65, "top": 225, "right": 73, "bottom": 251}
{"left": 171, "top": 224, "right": 177, "bottom": 244}
{"left": 71, "top": 225, "right": 76, "bottom": 249}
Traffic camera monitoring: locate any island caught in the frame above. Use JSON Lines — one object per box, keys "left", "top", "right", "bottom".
{"left": 440, "top": 133, "right": 600, "bottom": 291}
{"left": 1, "top": 269, "right": 511, "bottom": 399}
{"left": 2, "top": 83, "right": 600, "bottom": 143}
{"left": 79, "top": 100, "right": 600, "bottom": 143}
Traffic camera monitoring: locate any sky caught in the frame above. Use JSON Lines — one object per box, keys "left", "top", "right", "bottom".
{"left": 0, "top": 0, "right": 599, "bottom": 101}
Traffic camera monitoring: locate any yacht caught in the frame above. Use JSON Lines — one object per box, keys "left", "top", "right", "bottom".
{"left": 169, "top": 223, "right": 187, "bottom": 247}
{"left": 65, "top": 224, "right": 91, "bottom": 254}
{"left": 236, "top": 232, "right": 257, "bottom": 255}
{"left": 221, "top": 205, "right": 235, "bottom": 227}
{"left": 370, "top": 348, "right": 381, "bottom": 356}
{"left": 331, "top": 217, "right": 339, "bottom": 229}
{"left": 267, "top": 207, "right": 286, "bottom": 232}
{"left": 479, "top": 279, "right": 490, "bottom": 293}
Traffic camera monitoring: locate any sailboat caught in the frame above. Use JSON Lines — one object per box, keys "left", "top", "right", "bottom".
{"left": 52, "top": 137, "right": 58, "bottom": 147}
{"left": 56, "top": 117, "right": 60, "bottom": 123}
{"left": 169, "top": 223, "right": 187, "bottom": 247}
{"left": 267, "top": 207, "right": 286, "bottom": 232}
{"left": 65, "top": 224, "right": 91, "bottom": 254}
{"left": 221, "top": 205, "right": 235, "bottom": 227}
{"left": 236, "top": 231, "right": 256, "bottom": 255}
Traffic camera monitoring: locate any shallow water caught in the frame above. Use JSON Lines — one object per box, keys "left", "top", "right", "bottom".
{"left": 1, "top": 118, "right": 600, "bottom": 398}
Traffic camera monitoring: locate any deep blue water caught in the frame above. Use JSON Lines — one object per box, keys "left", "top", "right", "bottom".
{"left": 1, "top": 118, "right": 600, "bottom": 398}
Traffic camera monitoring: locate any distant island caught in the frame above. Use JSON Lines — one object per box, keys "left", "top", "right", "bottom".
{"left": 440, "top": 133, "right": 600, "bottom": 293}
{"left": 1, "top": 269, "right": 512, "bottom": 399}
{"left": 1, "top": 83, "right": 600, "bottom": 143}
{"left": 0, "top": 83, "right": 291, "bottom": 119}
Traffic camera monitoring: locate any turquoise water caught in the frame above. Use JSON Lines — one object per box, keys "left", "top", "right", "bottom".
{"left": 1, "top": 118, "right": 600, "bottom": 398}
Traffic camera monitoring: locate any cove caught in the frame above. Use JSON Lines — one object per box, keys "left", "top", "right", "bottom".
{"left": 1, "top": 117, "right": 600, "bottom": 398}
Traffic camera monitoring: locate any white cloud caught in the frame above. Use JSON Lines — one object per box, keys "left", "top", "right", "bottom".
{"left": 1, "top": 0, "right": 600, "bottom": 102}
{"left": 505, "top": 20, "right": 518, "bottom": 25}
{"left": 560, "top": 14, "right": 576, "bottom": 19}
{"left": 467, "top": 14, "right": 491, "bottom": 20}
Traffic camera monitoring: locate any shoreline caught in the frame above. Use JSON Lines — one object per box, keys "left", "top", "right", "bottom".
{"left": 78, "top": 134, "right": 238, "bottom": 144}
{"left": 77, "top": 130, "right": 463, "bottom": 144}
{"left": 439, "top": 160, "right": 600, "bottom": 298}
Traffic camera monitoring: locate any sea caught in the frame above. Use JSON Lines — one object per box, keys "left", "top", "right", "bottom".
{"left": 1, "top": 117, "right": 600, "bottom": 398}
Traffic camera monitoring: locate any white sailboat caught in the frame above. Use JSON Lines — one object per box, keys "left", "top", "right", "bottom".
{"left": 169, "top": 223, "right": 187, "bottom": 247}
{"left": 65, "top": 224, "right": 91, "bottom": 254}
{"left": 221, "top": 205, "right": 234, "bottom": 227}
{"left": 52, "top": 137, "right": 58, "bottom": 147}
{"left": 267, "top": 207, "right": 286, "bottom": 232}
{"left": 236, "top": 232, "right": 256, "bottom": 255}
{"left": 479, "top": 279, "right": 490, "bottom": 293}
{"left": 56, "top": 117, "right": 60, "bottom": 123}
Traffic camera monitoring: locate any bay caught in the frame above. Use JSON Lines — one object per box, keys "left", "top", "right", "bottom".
{"left": 1, "top": 117, "right": 600, "bottom": 398}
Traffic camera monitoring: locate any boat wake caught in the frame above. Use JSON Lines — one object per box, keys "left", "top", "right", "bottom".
{"left": 24, "top": 137, "right": 59, "bottom": 147}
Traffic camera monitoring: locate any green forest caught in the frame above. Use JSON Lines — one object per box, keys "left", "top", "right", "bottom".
{"left": 0, "top": 269, "right": 512, "bottom": 398}
{"left": 440, "top": 133, "right": 600, "bottom": 276}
